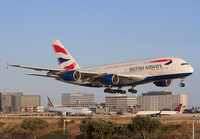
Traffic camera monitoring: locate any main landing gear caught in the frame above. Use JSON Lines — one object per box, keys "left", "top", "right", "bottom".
{"left": 104, "top": 86, "right": 137, "bottom": 94}
{"left": 128, "top": 86, "right": 137, "bottom": 93}
{"left": 179, "top": 78, "right": 185, "bottom": 87}
{"left": 104, "top": 88, "right": 126, "bottom": 94}
{"left": 128, "top": 89, "right": 137, "bottom": 93}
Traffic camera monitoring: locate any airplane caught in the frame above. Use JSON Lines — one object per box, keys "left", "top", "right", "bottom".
{"left": 136, "top": 104, "right": 184, "bottom": 117}
{"left": 46, "top": 97, "right": 93, "bottom": 116}
{"left": 7, "top": 40, "right": 194, "bottom": 94}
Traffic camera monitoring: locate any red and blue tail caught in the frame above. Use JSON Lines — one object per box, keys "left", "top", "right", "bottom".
{"left": 51, "top": 40, "right": 80, "bottom": 70}
{"left": 174, "top": 104, "right": 183, "bottom": 112}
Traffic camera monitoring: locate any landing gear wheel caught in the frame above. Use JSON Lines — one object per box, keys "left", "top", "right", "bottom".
{"left": 179, "top": 83, "right": 185, "bottom": 87}
{"left": 104, "top": 87, "right": 126, "bottom": 94}
{"left": 128, "top": 89, "right": 137, "bottom": 93}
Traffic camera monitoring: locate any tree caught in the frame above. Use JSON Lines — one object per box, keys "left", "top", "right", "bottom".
{"left": 183, "top": 109, "right": 191, "bottom": 113}
{"left": 115, "top": 123, "right": 128, "bottom": 137}
{"left": 116, "top": 111, "right": 123, "bottom": 115}
{"left": 133, "top": 105, "right": 141, "bottom": 113}
{"left": 93, "top": 119, "right": 116, "bottom": 139}
{"left": 80, "top": 117, "right": 116, "bottom": 139}
{"left": 79, "top": 117, "right": 96, "bottom": 138}
{"left": 21, "top": 118, "right": 49, "bottom": 139}
{"left": 0, "top": 122, "right": 5, "bottom": 138}
{"left": 161, "top": 108, "right": 172, "bottom": 111}
{"left": 127, "top": 115, "right": 162, "bottom": 139}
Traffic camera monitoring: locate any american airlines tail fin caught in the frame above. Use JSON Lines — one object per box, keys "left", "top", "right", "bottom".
{"left": 47, "top": 96, "right": 54, "bottom": 108}
{"left": 174, "top": 104, "right": 183, "bottom": 112}
{"left": 51, "top": 40, "right": 80, "bottom": 70}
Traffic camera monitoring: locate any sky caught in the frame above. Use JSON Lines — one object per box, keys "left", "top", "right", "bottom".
{"left": 0, "top": 1, "right": 199, "bottom": 108}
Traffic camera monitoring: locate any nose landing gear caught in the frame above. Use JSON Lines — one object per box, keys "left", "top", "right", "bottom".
{"left": 179, "top": 78, "right": 185, "bottom": 87}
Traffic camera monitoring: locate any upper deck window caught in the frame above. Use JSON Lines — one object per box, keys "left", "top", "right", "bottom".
{"left": 181, "top": 63, "right": 188, "bottom": 65}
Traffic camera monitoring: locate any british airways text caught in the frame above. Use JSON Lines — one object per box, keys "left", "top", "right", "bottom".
{"left": 129, "top": 64, "right": 162, "bottom": 72}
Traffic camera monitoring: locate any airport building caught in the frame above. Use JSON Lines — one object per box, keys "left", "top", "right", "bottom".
{"left": 1, "top": 92, "right": 23, "bottom": 112}
{"left": 21, "top": 96, "right": 41, "bottom": 107}
{"left": 138, "top": 91, "right": 188, "bottom": 111}
{"left": 62, "top": 93, "right": 96, "bottom": 107}
{"left": 105, "top": 95, "right": 137, "bottom": 112}
{"left": 0, "top": 92, "right": 40, "bottom": 113}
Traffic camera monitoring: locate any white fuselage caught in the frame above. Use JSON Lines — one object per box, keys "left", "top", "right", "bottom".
{"left": 64, "top": 57, "right": 193, "bottom": 88}
{"left": 48, "top": 107, "right": 92, "bottom": 116}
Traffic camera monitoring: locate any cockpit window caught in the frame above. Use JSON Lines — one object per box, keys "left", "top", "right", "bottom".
{"left": 181, "top": 63, "right": 188, "bottom": 65}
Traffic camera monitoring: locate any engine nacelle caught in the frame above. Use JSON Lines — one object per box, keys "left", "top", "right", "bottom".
{"left": 154, "top": 79, "right": 173, "bottom": 87}
{"left": 100, "top": 74, "right": 119, "bottom": 85}
{"left": 62, "top": 112, "right": 67, "bottom": 116}
{"left": 61, "top": 70, "right": 81, "bottom": 81}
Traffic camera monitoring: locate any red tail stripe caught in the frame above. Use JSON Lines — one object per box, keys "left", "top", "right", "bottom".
{"left": 150, "top": 59, "right": 172, "bottom": 62}
{"left": 52, "top": 45, "right": 69, "bottom": 55}
{"left": 63, "top": 62, "right": 76, "bottom": 69}
{"left": 48, "top": 103, "right": 51, "bottom": 107}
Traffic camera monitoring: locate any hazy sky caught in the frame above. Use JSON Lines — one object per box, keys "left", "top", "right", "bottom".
{"left": 0, "top": 1, "right": 199, "bottom": 107}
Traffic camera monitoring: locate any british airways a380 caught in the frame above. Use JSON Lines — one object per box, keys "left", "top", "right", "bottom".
{"left": 7, "top": 40, "right": 194, "bottom": 94}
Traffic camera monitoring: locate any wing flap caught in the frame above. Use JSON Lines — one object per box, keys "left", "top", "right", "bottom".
{"left": 118, "top": 74, "right": 146, "bottom": 84}
{"left": 26, "top": 74, "right": 58, "bottom": 78}
{"left": 78, "top": 70, "right": 107, "bottom": 83}
{"left": 78, "top": 70, "right": 146, "bottom": 84}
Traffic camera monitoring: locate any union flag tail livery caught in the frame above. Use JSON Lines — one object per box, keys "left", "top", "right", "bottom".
{"left": 8, "top": 39, "right": 193, "bottom": 94}
{"left": 51, "top": 40, "right": 80, "bottom": 70}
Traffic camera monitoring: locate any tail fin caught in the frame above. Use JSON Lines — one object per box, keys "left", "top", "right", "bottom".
{"left": 47, "top": 97, "right": 54, "bottom": 107}
{"left": 174, "top": 104, "right": 183, "bottom": 112}
{"left": 51, "top": 40, "right": 80, "bottom": 70}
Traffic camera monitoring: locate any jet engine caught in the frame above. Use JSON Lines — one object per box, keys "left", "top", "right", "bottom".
{"left": 62, "top": 112, "right": 67, "bottom": 116}
{"left": 100, "top": 74, "right": 119, "bottom": 85}
{"left": 61, "top": 70, "right": 81, "bottom": 81}
{"left": 154, "top": 79, "right": 173, "bottom": 87}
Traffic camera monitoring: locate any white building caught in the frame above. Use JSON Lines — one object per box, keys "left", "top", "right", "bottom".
{"left": 62, "top": 93, "right": 95, "bottom": 107}
{"left": 105, "top": 95, "right": 137, "bottom": 112}
{"left": 138, "top": 91, "right": 188, "bottom": 111}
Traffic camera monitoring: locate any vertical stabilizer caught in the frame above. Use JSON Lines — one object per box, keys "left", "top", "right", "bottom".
{"left": 174, "top": 104, "right": 183, "bottom": 112}
{"left": 51, "top": 40, "right": 80, "bottom": 70}
{"left": 47, "top": 97, "right": 54, "bottom": 107}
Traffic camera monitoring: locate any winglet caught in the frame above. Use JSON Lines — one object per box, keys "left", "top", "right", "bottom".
{"left": 6, "top": 63, "right": 10, "bottom": 69}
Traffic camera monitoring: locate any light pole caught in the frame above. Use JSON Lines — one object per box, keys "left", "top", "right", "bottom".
{"left": 63, "top": 119, "right": 71, "bottom": 139}
{"left": 192, "top": 120, "right": 200, "bottom": 139}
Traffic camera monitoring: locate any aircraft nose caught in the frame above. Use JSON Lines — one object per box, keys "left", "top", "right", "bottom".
{"left": 188, "top": 65, "right": 194, "bottom": 74}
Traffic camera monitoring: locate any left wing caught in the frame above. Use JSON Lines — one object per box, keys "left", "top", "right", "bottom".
{"left": 78, "top": 70, "right": 146, "bottom": 84}
{"left": 7, "top": 63, "right": 146, "bottom": 84}
{"left": 7, "top": 63, "right": 62, "bottom": 77}
{"left": 117, "top": 74, "right": 146, "bottom": 84}
{"left": 7, "top": 63, "right": 61, "bottom": 71}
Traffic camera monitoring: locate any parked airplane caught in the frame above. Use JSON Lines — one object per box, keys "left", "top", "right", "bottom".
{"left": 46, "top": 97, "right": 92, "bottom": 116}
{"left": 136, "top": 104, "right": 184, "bottom": 117}
{"left": 7, "top": 40, "right": 194, "bottom": 94}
